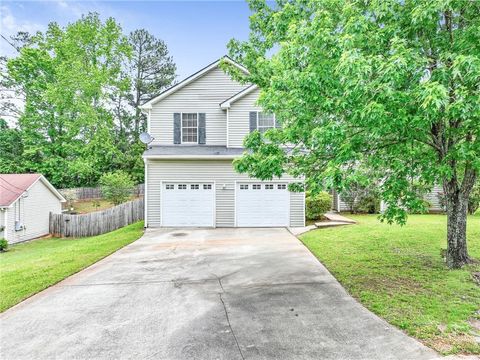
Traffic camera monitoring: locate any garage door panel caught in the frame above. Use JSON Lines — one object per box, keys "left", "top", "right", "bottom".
{"left": 162, "top": 183, "right": 214, "bottom": 227}
{"left": 236, "top": 183, "right": 289, "bottom": 227}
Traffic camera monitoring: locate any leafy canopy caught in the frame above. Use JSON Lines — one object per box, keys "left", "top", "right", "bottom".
{"left": 99, "top": 170, "right": 135, "bottom": 205}
{"left": 225, "top": 0, "right": 480, "bottom": 224}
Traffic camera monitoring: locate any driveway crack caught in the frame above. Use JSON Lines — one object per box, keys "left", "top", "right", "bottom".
{"left": 217, "top": 278, "right": 245, "bottom": 360}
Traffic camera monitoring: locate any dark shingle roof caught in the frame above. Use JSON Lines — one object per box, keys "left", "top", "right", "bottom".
{"left": 143, "top": 146, "right": 245, "bottom": 157}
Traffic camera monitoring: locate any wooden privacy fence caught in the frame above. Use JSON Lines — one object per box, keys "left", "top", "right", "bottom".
{"left": 50, "top": 198, "right": 144, "bottom": 237}
{"left": 59, "top": 184, "right": 145, "bottom": 200}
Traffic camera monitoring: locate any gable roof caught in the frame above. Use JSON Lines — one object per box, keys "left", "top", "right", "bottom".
{"left": 219, "top": 84, "right": 259, "bottom": 109}
{"left": 0, "top": 174, "right": 66, "bottom": 208}
{"left": 139, "top": 56, "right": 249, "bottom": 110}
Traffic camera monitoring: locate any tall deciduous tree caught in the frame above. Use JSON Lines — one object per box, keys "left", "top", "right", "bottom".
{"left": 225, "top": 0, "right": 480, "bottom": 268}
{"left": 7, "top": 13, "right": 131, "bottom": 188}
{"left": 0, "top": 119, "right": 24, "bottom": 173}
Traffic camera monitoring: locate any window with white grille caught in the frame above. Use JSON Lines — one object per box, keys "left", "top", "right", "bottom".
{"left": 257, "top": 112, "right": 275, "bottom": 133}
{"left": 182, "top": 113, "right": 198, "bottom": 143}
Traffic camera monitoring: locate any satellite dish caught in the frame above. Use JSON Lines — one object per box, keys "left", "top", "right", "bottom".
{"left": 139, "top": 132, "right": 154, "bottom": 144}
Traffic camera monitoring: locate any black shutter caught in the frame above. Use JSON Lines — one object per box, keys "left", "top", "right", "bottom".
{"left": 173, "top": 113, "right": 181, "bottom": 144}
{"left": 249, "top": 112, "right": 257, "bottom": 133}
{"left": 198, "top": 113, "right": 206, "bottom": 144}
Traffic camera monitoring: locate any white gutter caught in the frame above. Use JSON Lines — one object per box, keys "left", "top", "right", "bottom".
{"left": 142, "top": 155, "right": 242, "bottom": 160}
{"left": 144, "top": 158, "right": 148, "bottom": 228}
{"left": 3, "top": 208, "right": 8, "bottom": 242}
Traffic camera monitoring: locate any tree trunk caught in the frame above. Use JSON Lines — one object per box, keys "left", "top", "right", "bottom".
{"left": 444, "top": 189, "right": 471, "bottom": 268}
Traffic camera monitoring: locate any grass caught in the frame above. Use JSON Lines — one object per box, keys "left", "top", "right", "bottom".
{"left": 0, "top": 221, "right": 144, "bottom": 312}
{"left": 300, "top": 213, "right": 480, "bottom": 355}
{"left": 70, "top": 199, "right": 114, "bottom": 213}
{"left": 64, "top": 197, "right": 140, "bottom": 214}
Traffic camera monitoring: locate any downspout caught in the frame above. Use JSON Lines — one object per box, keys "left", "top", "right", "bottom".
{"left": 3, "top": 208, "right": 8, "bottom": 243}
{"left": 144, "top": 158, "right": 148, "bottom": 228}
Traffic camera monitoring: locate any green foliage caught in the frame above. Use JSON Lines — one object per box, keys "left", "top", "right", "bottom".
{"left": 306, "top": 191, "right": 331, "bottom": 220}
{"left": 468, "top": 181, "right": 480, "bottom": 215}
{"left": 99, "top": 171, "right": 135, "bottom": 205}
{"left": 0, "top": 239, "right": 8, "bottom": 252}
{"left": 0, "top": 119, "right": 25, "bottom": 174}
{"left": 225, "top": 0, "right": 479, "bottom": 266}
{"left": 6, "top": 14, "right": 130, "bottom": 188}
{"left": 356, "top": 192, "right": 381, "bottom": 214}
{"left": 2, "top": 19, "right": 175, "bottom": 188}
{"left": 339, "top": 169, "right": 381, "bottom": 213}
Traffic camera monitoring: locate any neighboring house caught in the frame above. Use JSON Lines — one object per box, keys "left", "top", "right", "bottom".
{"left": 140, "top": 56, "right": 305, "bottom": 228}
{"left": 332, "top": 186, "right": 444, "bottom": 213}
{"left": 0, "top": 174, "right": 66, "bottom": 244}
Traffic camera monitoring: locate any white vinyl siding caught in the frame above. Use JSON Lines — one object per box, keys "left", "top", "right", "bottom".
{"left": 228, "top": 88, "right": 261, "bottom": 148}
{"left": 149, "top": 66, "right": 247, "bottom": 146}
{"left": 4, "top": 180, "right": 63, "bottom": 244}
{"left": 334, "top": 185, "right": 444, "bottom": 213}
{"left": 423, "top": 185, "right": 444, "bottom": 212}
{"left": 146, "top": 159, "right": 305, "bottom": 228}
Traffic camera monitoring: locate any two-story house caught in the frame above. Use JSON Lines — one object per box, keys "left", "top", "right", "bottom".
{"left": 140, "top": 56, "right": 305, "bottom": 228}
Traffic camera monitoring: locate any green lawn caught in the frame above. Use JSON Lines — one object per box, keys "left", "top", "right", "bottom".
{"left": 300, "top": 214, "right": 480, "bottom": 355}
{"left": 0, "top": 221, "right": 144, "bottom": 312}
{"left": 63, "top": 197, "right": 140, "bottom": 214}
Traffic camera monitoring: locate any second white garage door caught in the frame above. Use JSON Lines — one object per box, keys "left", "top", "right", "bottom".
{"left": 236, "top": 182, "right": 289, "bottom": 227}
{"left": 161, "top": 182, "right": 214, "bottom": 227}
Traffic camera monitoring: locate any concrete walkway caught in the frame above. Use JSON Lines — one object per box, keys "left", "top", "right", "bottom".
{"left": 0, "top": 228, "right": 438, "bottom": 360}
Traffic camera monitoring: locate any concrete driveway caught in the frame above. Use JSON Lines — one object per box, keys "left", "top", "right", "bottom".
{"left": 1, "top": 228, "right": 437, "bottom": 360}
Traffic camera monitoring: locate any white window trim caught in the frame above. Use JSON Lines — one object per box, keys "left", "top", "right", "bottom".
{"left": 181, "top": 112, "right": 199, "bottom": 144}
{"left": 256, "top": 111, "right": 276, "bottom": 133}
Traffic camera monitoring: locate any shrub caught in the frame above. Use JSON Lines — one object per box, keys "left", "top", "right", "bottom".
{"left": 306, "top": 191, "right": 331, "bottom": 220}
{"left": 341, "top": 185, "right": 380, "bottom": 214}
{"left": 356, "top": 192, "right": 381, "bottom": 214}
{"left": 0, "top": 239, "right": 8, "bottom": 252}
{"left": 99, "top": 171, "right": 135, "bottom": 205}
{"left": 468, "top": 181, "right": 480, "bottom": 215}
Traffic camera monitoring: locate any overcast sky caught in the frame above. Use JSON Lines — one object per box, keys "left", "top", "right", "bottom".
{"left": 1, "top": 0, "right": 253, "bottom": 80}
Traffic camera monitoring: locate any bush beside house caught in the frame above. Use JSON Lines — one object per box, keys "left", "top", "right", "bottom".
{"left": 306, "top": 192, "right": 331, "bottom": 220}
{"left": 0, "top": 239, "right": 8, "bottom": 252}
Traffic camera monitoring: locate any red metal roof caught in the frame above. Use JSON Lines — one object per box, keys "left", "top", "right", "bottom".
{"left": 0, "top": 174, "right": 42, "bottom": 207}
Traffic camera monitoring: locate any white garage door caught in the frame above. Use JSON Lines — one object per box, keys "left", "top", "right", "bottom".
{"left": 162, "top": 183, "right": 214, "bottom": 227}
{"left": 236, "top": 183, "right": 289, "bottom": 227}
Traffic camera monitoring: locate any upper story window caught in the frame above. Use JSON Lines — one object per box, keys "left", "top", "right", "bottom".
{"left": 257, "top": 112, "right": 275, "bottom": 133}
{"left": 182, "top": 113, "right": 198, "bottom": 143}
